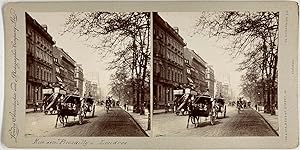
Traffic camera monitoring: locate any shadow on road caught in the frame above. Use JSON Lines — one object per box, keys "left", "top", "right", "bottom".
{"left": 61, "top": 120, "right": 90, "bottom": 127}
{"left": 217, "top": 115, "right": 229, "bottom": 119}
{"left": 197, "top": 120, "right": 221, "bottom": 128}
{"left": 187, "top": 120, "right": 222, "bottom": 128}
{"left": 84, "top": 115, "right": 98, "bottom": 119}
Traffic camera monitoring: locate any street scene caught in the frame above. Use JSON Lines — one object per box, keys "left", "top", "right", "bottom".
{"left": 25, "top": 12, "right": 150, "bottom": 137}
{"left": 26, "top": 106, "right": 146, "bottom": 137}
{"left": 154, "top": 106, "right": 277, "bottom": 137}
{"left": 153, "top": 12, "right": 279, "bottom": 136}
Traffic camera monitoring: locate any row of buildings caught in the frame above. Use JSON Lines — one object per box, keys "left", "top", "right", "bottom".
{"left": 26, "top": 13, "right": 87, "bottom": 109}
{"left": 153, "top": 13, "right": 218, "bottom": 109}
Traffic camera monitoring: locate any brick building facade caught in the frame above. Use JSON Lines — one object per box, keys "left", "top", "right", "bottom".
{"left": 75, "top": 64, "right": 84, "bottom": 97}
{"left": 183, "top": 48, "right": 208, "bottom": 94}
{"left": 153, "top": 12, "right": 186, "bottom": 109}
{"left": 26, "top": 12, "right": 55, "bottom": 108}
{"left": 52, "top": 46, "right": 76, "bottom": 94}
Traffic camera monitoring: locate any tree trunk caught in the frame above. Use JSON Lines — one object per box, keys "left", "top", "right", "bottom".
{"left": 140, "top": 55, "right": 148, "bottom": 115}
{"left": 270, "top": 55, "right": 278, "bottom": 115}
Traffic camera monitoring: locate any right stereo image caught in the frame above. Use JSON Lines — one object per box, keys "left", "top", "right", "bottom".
{"left": 152, "top": 12, "right": 279, "bottom": 137}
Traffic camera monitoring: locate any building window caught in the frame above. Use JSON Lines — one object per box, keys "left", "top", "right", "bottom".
{"left": 44, "top": 69, "right": 46, "bottom": 81}
{"left": 168, "top": 67, "right": 170, "bottom": 80}
{"left": 30, "top": 64, "right": 33, "bottom": 77}
{"left": 41, "top": 68, "right": 43, "bottom": 80}
{"left": 174, "top": 71, "right": 177, "bottom": 82}
{"left": 39, "top": 67, "right": 42, "bottom": 80}
{"left": 171, "top": 69, "right": 173, "bottom": 81}
{"left": 36, "top": 66, "right": 39, "bottom": 79}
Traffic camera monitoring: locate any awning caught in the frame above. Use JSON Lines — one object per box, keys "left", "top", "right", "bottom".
{"left": 187, "top": 77, "right": 194, "bottom": 83}
{"left": 56, "top": 76, "right": 63, "bottom": 82}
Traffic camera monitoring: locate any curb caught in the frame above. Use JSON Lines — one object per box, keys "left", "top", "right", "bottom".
{"left": 153, "top": 110, "right": 174, "bottom": 115}
{"left": 253, "top": 108, "right": 279, "bottom": 136}
{"left": 124, "top": 109, "right": 149, "bottom": 137}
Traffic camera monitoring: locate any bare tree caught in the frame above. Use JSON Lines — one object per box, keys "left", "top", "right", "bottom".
{"left": 62, "top": 12, "right": 151, "bottom": 114}
{"left": 195, "top": 11, "right": 278, "bottom": 114}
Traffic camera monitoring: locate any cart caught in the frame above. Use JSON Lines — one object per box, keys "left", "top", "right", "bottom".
{"left": 82, "top": 97, "right": 96, "bottom": 118}
{"left": 174, "top": 93, "right": 190, "bottom": 116}
{"left": 214, "top": 98, "right": 226, "bottom": 118}
{"left": 55, "top": 95, "right": 84, "bottom": 128}
{"left": 186, "top": 95, "right": 217, "bottom": 128}
{"left": 42, "top": 88, "right": 66, "bottom": 115}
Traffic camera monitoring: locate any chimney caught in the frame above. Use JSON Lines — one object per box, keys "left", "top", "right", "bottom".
{"left": 173, "top": 27, "right": 179, "bottom": 33}
{"left": 41, "top": 24, "right": 48, "bottom": 31}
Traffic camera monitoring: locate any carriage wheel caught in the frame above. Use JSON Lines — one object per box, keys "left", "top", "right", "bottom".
{"left": 190, "top": 116, "right": 196, "bottom": 124}
{"left": 224, "top": 106, "right": 226, "bottom": 118}
{"left": 210, "top": 116, "right": 215, "bottom": 125}
{"left": 79, "top": 115, "right": 83, "bottom": 125}
{"left": 210, "top": 112, "right": 216, "bottom": 125}
{"left": 84, "top": 111, "right": 87, "bottom": 118}
{"left": 92, "top": 105, "right": 95, "bottom": 117}
{"left": 59, "top": 115, "right": 67, "bottom": 127}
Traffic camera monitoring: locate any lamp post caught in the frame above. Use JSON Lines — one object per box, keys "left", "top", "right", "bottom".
{"left": 257, "top": 92, "right": 261, "bottom": 105}
{"left": 166, "top": 89, "right": 170, "bottom": 112}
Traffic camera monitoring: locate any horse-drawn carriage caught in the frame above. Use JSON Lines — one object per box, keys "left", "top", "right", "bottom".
{"left": 214, "top": 98, "right": 226, "bottom": 118}
{"left": 82, "top": 97, "right": 96, "bottom": 118}
{"left": 55, "top": 95, "right": 84, "bottom": 128}
{"left": 42, "top": 88, "right": 66, "bottom": 115}
{"left": 186, "top": 95, "right": 217, "bottom": 128}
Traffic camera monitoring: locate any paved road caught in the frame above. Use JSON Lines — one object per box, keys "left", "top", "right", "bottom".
{"left": 25, "top": 106, "right": 147, "bottom": 137}
{"left": 153, "top": 106, "right": 277, "bottom": 137}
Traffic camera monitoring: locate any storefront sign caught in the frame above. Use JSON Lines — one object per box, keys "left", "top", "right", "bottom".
{"left": 54, "top": 87, "right": 60, "bottom": 93}
{"left": 173, "top": 89, "right": 184, "bottom": 95}
{"left": 185, "top": 88, "right": 191, "bottom": 94}
{"left": 42, "top": 88, "right": 53, "bottom": 94}
{"left": 59, "top": 90, "right": 66, "bottom": 95}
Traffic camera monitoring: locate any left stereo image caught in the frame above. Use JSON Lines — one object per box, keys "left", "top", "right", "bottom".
{"left": 25, "top": 12, "right": 151, "bottom": 137}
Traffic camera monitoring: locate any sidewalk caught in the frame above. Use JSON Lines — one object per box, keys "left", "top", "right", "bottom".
{"left": 256, "top": 110, "right": 279, "bottom": 135}
{"left": 123, "top": 106, "right": 151, "bottom": 136}
{"left": 153, "top": 109, "right": 175, "bottom": 115}
{"left": 153, "top": 109, "right": 166, "bottom": 114}
{"left": 26, "top": 108, "right": 43, "bottom": 113}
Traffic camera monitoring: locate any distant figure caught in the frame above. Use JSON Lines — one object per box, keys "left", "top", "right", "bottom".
{"left": 203, "top": 89, "right": 210, "bottom": 96}
{"left": 105, "top": 97, "right": 111, "bottom": 110}
{"left": 73, "top": 88, "right": 79, "bottom": 96}
{"left": 255, "top": 104, "right": 258, "bottom": 111}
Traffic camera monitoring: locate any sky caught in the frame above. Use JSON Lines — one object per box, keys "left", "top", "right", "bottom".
{"left": 29, "top": 12, "right": 113, "bottom": 96}
{"left": 159, "top": 12, "right": 243, "bottom": 96}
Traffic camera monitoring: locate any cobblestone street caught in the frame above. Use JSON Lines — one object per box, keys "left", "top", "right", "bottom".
{"left": 26, "top": 106, "right": 147, "bottom": 137}
{"left": 153, "top": 106, "right": 278, "bottom": 137}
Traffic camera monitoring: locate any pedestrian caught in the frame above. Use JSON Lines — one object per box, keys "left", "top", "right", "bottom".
{"left": 255, "top": 104, "right": 258, "bottom": 111}
{"left": 34, "top": 102, "right": 39, "bottom": 112}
